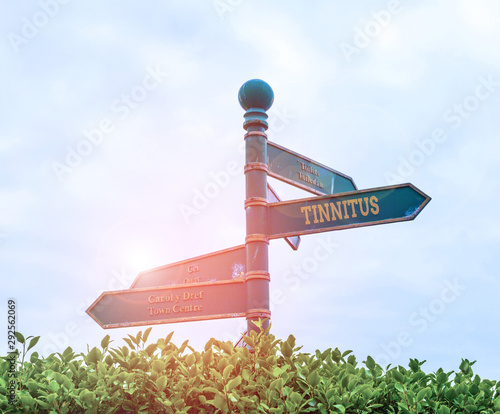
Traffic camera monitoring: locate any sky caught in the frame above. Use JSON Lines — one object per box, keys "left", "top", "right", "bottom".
{"left": 1, "top": 0, "right": 500, "bottom": 380}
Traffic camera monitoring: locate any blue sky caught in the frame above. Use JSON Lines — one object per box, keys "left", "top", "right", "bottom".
{"left": 2, "top": 1, "right": 500, "bottom": 379}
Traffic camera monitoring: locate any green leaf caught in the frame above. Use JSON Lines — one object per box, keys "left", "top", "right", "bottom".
{"left": 123, "top": 337, "right": 135, "bottom": 350}
{"left": 223, "top": 364, "right": 234, "bottom": 380}
{"left": 307, "top": 370, "right": 320, "bottom": 388}
{"left": 333, "top": 404, "right": 346, "bottom": 414}
{"left": 152, "top": 360, "right": 167, "bottom": 373}
{"left": 203, "top": 349, "right": 213, "bottom": 366}
{"left": 210, "top": 394, "right": 227, "bottom": 411}
{"left": 227, "top": 376, "right": 242, "bottom": 392}
{"left": 417, "top": 387, "right": 430, "bottom": 401}
{"left": 100, "top": 335, "right": 111, "bottom": 349}
{"left": 347, "top": 378, "right": 358, "bottom": 391}
{"left": 394, "top": 383, "right": 405, "bottom": 393}
{"left": 143, "top": 327, "right": 153, "bottom": 343}
{"left": 221, "top": 341, "right": 233, "bottom": 354}
{"left": 14, "top": 331, "right": 25, "bottom": 344}
{"left": 165, "top": 331, "right": 174, "bottom": 344}
{"left": 286, "top": 334, "right": 296, "bottom": 348}
{"left": 494, "top": 396, "right": 500, "bottom": 410}
{"left": 361, "top": 387, "right": 373, "bottom": 399}
{"left": 392, "top": 369, "right": 404, "bottom": 383}
{"left": 135, "top": 331, "right": 142, "bottom": 345}
{"left": 156, "top": 375, "right": 168, "bottom": 391}
{"left": 242, "top": 369, "right": 252, "bottom": 381}
{"left": 81, "top": 390, "right": 96, "bottom": 406}
{"left": 27, "top": 336, "right": 40, "bottom": 352}
{"left": 397, "top": 402, "right": 411, "bottom": 414}
{"left": 437, "top": 371, "right": 448, "bottom": 384}
{"left": 270, "top": 378, "right": 284, "bottom": 391}
{"left": 437, "top": 406, "right": 450, "bottom": 414}
{"left": 365, "top": 355, "right": 376, "bottom": 370}
{"left": 49, "top": 381, "right": 59, "bottom": 392}
{"left": 281, "top": 341, "right": 293, "bottom": 359}
{"left": 145, "top": 343, "right": 158, "bottom": 357}
{"left": 444, "top": 387, "right": 458, "bottom": 401}
{"left": 129, "top": 356, "right": 141, "bottom": 369}
{"left": 87, "top": 347, "right": 102, "bottom": 364}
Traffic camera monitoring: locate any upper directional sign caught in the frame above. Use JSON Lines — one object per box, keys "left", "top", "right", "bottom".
{"left": 267, "top": 141, "right": 357, "bottom": 195}
{"left": 268, "top": 183, "right": 430, "bottom": 239}
{"left": 130, "top": 245, "right": 246, "bottom": 289}
{"left": 87, "top": 279, "right": 246, "bottom": 329}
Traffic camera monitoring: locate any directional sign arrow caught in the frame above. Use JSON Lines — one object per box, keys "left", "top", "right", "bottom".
{"left": 86, "top": 280, "right": 246, "bottom": 329}
{"left": 267, "top": 141, "right": 357, "bottom": 195}
{"left": 268, "top": 183, "right": 430, "bottom": 239}
{"left": 130, "top": 245, "right": 246, "bottom": 289}
{"left": 267, "top": 184, "right": 300, "bottom": 250}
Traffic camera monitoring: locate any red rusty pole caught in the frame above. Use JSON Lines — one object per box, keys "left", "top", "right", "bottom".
{"left": 238, "top": 79, "right": 274, "bottom": 335}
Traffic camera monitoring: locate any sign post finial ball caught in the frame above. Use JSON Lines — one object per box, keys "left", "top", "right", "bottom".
{"left": 238, "top": 79, "right": 274, "bottom": 111}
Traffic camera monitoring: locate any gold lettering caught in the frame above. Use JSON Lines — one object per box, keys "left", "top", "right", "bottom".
{"left": 330, "top": 201, "right": 343, "bottom": 220}
{"left": 148, "top": 307, "right": 171, "bottom": 316}
{"left": 173, "top": 304, "right": 203, "bottom": 313}
{"left": 369, "top": 196, "right": 379, "bottom": 215}
{"left": 299, "top": 162, "right": 320, "bottom": 177}
{"left": 317, "top": 203, "right": 330, "bottom": 223}
{"left": 183, "top": 291, "right": 204, "bottom": 301}
{"left": 301, "top": 206, "right": 312, "bottom": 224}
{"left": 297, "top": 171, "right": 323, "bottom": 188}
{"left": 358, "top": 197, "right": 370, "bottom": 216}
{"left": 148, "top": 295, "right": 173, "bottom": 304}
{"left": 347, "top": 199, "right": 358, "bottom": 218}
{"left": 342, "top": 200, "right": 350, "bottom": 218}
{"left": 311, "top": 205, "right": 319, "bottom": 224}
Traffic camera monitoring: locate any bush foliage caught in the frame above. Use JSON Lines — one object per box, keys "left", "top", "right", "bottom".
{"left": 1, "top": 322, "right": 500, "bottom": 413}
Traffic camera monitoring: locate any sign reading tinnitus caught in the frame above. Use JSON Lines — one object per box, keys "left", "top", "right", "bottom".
{"left": 268, "top": 184, "right": 430, "bottom": 239}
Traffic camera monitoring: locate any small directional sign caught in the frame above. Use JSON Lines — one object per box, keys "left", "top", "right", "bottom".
{"left": 130, "top": 245, "right": 246, "bottom": 289}
{"left": 267, "top": 141, "right": 357, "bottom": 196}
{"left": 267, "top": 184, "right": 300, "bottom": 250}
{"left": 87, "top": 280, "right": 246, "bottom": 329}
{"left": 268, "top": 183, "right": 430, "bottom": 239}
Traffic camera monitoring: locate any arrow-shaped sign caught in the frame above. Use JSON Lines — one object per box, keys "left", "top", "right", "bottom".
{"left": 268, "top": 183, "right": 430, "bottom": 239}
{"left": 130, "top": 245, "right": 246, "bottom": 289}
{"left": 86, "top": 279, "right": 246, "bottom": 329}
{"left": 267, "top": 141, "right": 357, "bottom": 195}
{"left": 267, "top": 184, "right": 300, "bottom": 250}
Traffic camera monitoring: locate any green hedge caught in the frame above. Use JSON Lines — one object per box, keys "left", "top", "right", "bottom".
{"left": 1, "top": 322, "right": 499, "bottom": 413}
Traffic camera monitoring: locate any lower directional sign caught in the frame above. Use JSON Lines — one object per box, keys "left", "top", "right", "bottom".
{"left": 130, "top": 245, "right": 246, "bottom": 289}
{"left": 268, "top": 183, "right": 430, "bottom": 239}
{"left": 86, "top": 279, "right": 246, "bottom": 329}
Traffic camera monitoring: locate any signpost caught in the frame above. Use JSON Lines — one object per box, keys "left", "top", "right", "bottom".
{"left": 86, "top": 79, "right": 431, "bottom": 335}
{"left": 87, "top": 280, "right": 246, "bottom": 329}
{"left": 268, "top": 183, "right": 430, "bottom": 239}
{"left": 129, "top": 245, "right": 246, "bottom": 289}
{"left": 267, "top": 140, "right": 357, "bottom": 195}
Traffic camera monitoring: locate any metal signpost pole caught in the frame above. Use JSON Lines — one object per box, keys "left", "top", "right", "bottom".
{"left": 239, "top": 79, "right": 274, "bottom": 335}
